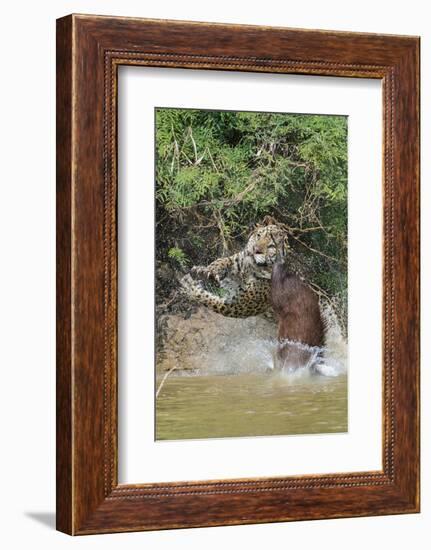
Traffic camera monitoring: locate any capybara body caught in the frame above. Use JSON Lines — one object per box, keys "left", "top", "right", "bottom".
{"left": 271, "top": 262, "right": 324, "bottom": 370}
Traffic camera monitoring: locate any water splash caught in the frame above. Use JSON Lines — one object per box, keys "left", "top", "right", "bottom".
{"left": 158, "top": 304, "right": 347, "bottom": 380}
{"left": 195, "top": 323, "right": 347, "bottom": 380}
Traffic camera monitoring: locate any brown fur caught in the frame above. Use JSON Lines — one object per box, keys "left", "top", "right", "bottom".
{"left": 271, "top": 262, "right": 324, "bottom": 370}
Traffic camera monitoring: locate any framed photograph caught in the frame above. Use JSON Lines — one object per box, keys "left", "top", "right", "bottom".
{"left": 56, "top": 14, "right": 420, "bottom": 535}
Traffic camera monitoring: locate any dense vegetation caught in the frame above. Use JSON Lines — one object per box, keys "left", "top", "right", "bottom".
{"left": 155, "top": 108, "right": 348, "bottom": 324}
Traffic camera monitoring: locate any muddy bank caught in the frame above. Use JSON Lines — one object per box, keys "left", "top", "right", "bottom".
{"left": 156, "top": 307, "right": 277, "bottom": 376}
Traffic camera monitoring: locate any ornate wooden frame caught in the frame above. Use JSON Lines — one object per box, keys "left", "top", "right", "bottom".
{"left": 56, "top": 14, "right": 420, "bottom": 535}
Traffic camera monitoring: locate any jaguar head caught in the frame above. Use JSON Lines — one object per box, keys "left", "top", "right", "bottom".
{"left": 246, "top": 216, "right": 289, "bottom": 269}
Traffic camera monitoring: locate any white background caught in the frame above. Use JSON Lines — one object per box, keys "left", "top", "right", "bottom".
{"left": 0, "top": 1, "right": 428, "bottom": 548}
{"left": 119, "top": 68, "right": 382, "bottom": 483}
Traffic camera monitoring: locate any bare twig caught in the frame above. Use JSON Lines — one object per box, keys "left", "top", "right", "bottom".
{"left": 170, "top": 139, "right": 179, "bottom": 174}
{"left": 289, "top": 232, "right": 345, "bottom": 266}
{"left": 181, "top": 151, "right": 194, "bottom": 165}
{"left": 288, "top": 226, "right": 332, "bottom": 234}
{"left": 196, "top": 152, "right": 206, "bottom": 165}
{"left": 214, "top": 210, "right": 230, "bottom": 254}
{"left": 207, "top": 147, "right": 219, "bottom": 172}
{"left": 189, "top": 128, "right": 198, "bottom": 163}
{"left": 156, "top": 365, "right": 177, "bottom": 399}
{"left": 177, "top": 179, "right": 257, "bottom": 211}
{"left": 158, "top": 290, "right": 179, "bottom": 311}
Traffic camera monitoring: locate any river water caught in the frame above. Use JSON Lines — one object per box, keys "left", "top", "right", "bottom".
{"left": 156, "top": 368, "right": 347, "bottom": 441}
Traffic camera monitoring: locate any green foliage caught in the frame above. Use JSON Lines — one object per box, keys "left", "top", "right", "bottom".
{"left": 155, "top": 108, "right": 348, "bottom": 315}
{"left": 167, "top": 247, "right": 189, "bottom": 268}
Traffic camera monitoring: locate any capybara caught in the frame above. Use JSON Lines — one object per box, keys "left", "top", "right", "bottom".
{"left": 271, "top": 261, "right": 324, "bottom": 371}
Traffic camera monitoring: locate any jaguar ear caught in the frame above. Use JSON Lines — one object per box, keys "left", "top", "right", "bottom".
{"left": 261, "top": 215, "right": 278, "bottom": 226}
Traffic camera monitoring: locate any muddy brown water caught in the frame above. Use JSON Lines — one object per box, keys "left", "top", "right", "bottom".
{"left": 156, "top": 371, "right": 347, "bottom": 441}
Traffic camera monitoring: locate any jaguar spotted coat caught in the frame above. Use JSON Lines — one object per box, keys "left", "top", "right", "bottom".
{"left": 179, "top": 217, "right": 291, "bottom": 318}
